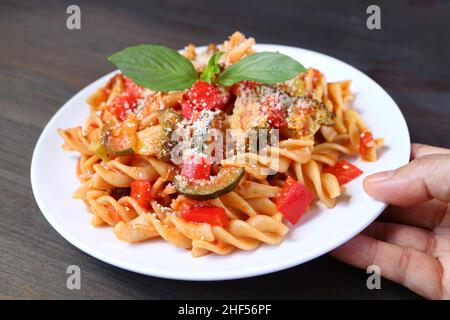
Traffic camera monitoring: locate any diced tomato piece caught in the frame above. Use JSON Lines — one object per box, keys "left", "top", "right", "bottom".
{"left": 182, "top": 206, "right": 229, "bottom": 226}
{"left": 107, "top": 93, "right": 138, "bottom": 121}
{"left": 261, "top": 95, "right": 287, "bottom": 128}
{"left": 124, "top": 76, "right": 144, "bottom": 98}
{"left": 181, "top": 155, "right": 212, "bottom": 180}
{"left": 359, "top": 132, "right": 374, "bottom": 157}
{"left": 231, "top": 80, "right": 259, "bottom": 96}
{"left": 275, "top": 177, "right": 313, "bottom": 225}
{"left": 323, "top": 160, "right": 363, "bottom": 185}
{"left": 181, "top": 81, "right": 229, "bottom": 119}
{"left": 130, "top": 180, "right": 152, "bottom": 209}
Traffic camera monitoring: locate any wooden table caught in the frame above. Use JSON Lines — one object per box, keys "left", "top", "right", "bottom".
{"left": 1, "top": 0, "right": 448, "bottom": 299}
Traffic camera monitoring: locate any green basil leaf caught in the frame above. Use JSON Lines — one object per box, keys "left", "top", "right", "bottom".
{"left": 108, "top": 45, "right": 198, "bottom": 92}
{"left": 200, "top": 52, "right": 223, "bottom": 83}
{"left": 217, "top": 52, "right": 306, "bottom": 86}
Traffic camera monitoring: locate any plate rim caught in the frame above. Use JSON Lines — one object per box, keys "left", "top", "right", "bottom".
{"left": 30, "top": 43, "right": 411, "bottom": 281}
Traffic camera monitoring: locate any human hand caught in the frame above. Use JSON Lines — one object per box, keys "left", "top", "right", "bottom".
{"left": 331, "top": 143, "right": 450, "bottom": 299}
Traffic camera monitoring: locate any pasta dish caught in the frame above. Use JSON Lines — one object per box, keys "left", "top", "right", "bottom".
{"left": 58, "top": 32, "right": 384, "bottom": 257}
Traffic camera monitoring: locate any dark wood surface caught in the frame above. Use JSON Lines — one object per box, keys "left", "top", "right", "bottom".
{"left": 1, "top": 0, "right": 449, "bottom": 300}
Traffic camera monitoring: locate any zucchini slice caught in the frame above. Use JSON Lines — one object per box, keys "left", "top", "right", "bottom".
{"left": 157, "top": 108, "right": 183, "bottom": 161}
{"left": 158, "top": 108, "right": 183, "bottom": 124}
{"left": 174, "top": 167, "right": 244, "bottom": 200}
{"left": 101, "top": 116, "right": 138, "bottom": 155}
{"left": 101, "top": 125, "right": 134, "bottom": 155}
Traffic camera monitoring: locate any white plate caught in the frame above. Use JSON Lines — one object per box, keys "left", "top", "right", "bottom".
{"left": 31, "top": 44, "right": 410, "bottom": 281}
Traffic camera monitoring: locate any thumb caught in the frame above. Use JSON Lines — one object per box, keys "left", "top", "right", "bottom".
{"left": 364, "top": 154, "right": 450, "bottom": 206}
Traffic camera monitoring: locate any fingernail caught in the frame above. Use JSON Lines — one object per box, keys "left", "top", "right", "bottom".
{"left": 365, "top": 170, "right": 395, "bottom": 183}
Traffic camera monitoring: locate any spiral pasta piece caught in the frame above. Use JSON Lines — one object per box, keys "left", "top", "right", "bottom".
{"left": 93, "top": 157, "right": 160, "bottom": 188}
{"left": 106, "top": 197, "right": 196, "bottom": 249}
{"left": 222, "top": 138, "right": 313, "bottom": 179}
{"left": 77, "top": 154, "right": 102, "bottom": 182}
{"left": 292, "top": 160, "right": 341, "bottom": 208}
{"left": 111, "top": 200, "right": 288, "bottom": 257}
{"left": 89, "top": 195, "right": 139, "bottom": 226}
{"left": 57, "top": 127, "right": 93, "bottom": 155}
{"left": 322, "top": 81, "right": 384, "bottom": 161}
{"left": 221, "top": 31, "right": 255, "bottom": 65}
{"left": 192, "top": 214, "right": 288, "bottom": 257}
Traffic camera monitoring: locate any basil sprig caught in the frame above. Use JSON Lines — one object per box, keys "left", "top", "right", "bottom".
{"left": 108, "top": 45, "right": 198, "bottom": 91}
{"left": 108, "top": 45, "right": 306, "bottom": 92}
{"left": 217, "top": 52, "right": 305, "bottom": 86}
{"left": 200, "top": 52, "right": 223, "bottom": 83}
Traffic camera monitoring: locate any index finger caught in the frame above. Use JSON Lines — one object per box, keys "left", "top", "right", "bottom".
{"left": 364, "top": 154, "right": 450, "bottom": 205}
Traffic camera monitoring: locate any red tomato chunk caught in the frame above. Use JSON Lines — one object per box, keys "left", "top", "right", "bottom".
{"left": 130, "top": 180, "right": 152, "bottom": 209}
{"left": 261, "top": 95, "right": 287, "bottom": 128}
{"left": 124, "top": 76, "right": 144, "bottom": 99}
{"left": 181, "top": 156, "right": 212, "bottom": 180}
{"left": 182, "top": 206, "right": 229, "bottom": 227}
{"left": 181, "top": 81, "right": 229, "bottom": 120}
{"left": 323, "top": 160, "right": 363, "bottom": 185}
{"left": 107, "top": 93, "right": 138, "bottom": 121}
{"left": 359, "top": 132, "right": 374, "bottom": 157}
{"left": 275, "top": 177, "right": 313, "bottom": 225}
